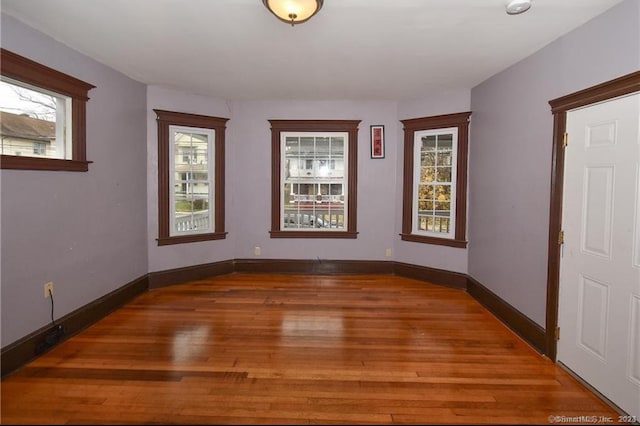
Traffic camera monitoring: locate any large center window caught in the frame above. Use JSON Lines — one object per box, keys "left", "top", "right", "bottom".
{"left": 282, "top": 132, "right": 347, "bottom": 231}
{"left": 269, "top": 120, "right": 359, "bottom": 239}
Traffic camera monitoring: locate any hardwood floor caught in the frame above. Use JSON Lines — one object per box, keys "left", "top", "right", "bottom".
{"left": 0, "top": 273, "right": 624, "bottom": 424}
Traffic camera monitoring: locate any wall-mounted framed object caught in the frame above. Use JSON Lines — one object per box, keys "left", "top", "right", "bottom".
{"left": 370, "top": 125, "right": 385, "bottom": 159}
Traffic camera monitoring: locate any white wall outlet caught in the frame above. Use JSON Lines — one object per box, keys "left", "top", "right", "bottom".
{"left": 385, "top": 248, "right": 392, "bottom": 258}
{"left": 254, "top": 246, "right": 261, "bottom": 256}
{"left": 44, "top": 282, "right": 54, "bottom": 298}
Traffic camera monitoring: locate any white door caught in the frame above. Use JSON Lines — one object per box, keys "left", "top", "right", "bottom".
{"left": 558, "top": 92, "right": 640, "bottom": 417}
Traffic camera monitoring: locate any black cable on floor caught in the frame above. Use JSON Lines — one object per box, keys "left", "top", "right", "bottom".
{"left": 48, "top": 288, "right": 57, "bottom": 327}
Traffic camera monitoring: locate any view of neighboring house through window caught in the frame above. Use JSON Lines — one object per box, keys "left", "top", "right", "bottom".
{"left": 171, "top": 127, "right": 213, "bottom": 235}
{"left": 269, "top": 119, "right": 360, "bottom": 239}
{"left": 154, "top": 109, "right": 228, "bottom": 246}
{"left": 283, "top": 133, "right": 346, "bottom": 230}
{"left": 33, "top": 141, "right": 47, "bottom": 155}
{"left": 0, "top": 48, "right": 94, "bottom": 171}
{"left": 0, "top": 79, "right": 69, "bottom": 159}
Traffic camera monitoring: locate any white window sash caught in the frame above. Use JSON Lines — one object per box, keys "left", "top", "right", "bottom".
{"left": 412, "top": 127, "right": 458, "bottom": 239}
{"left": 169, "top": 125, "right": 215, "bottom": 236}
{"left": 280, "top": 131, "right": 348, "bottom": 231}
{"left": 0, "top": 77, "right": 71, "bottom": 160}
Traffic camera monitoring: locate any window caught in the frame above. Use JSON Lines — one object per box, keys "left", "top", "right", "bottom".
{"left": 33, "top": 142, "right": 47, "bottom": 156}
{"left": 154, "top": 109, "right": 228, "bottom": 245}
{"left": 182, "top": 148, "right": 197, "bottom": 164}
{"left": 269, "top": 119, "right": 360, "bottom": 238}
{"left": 400, "top": 112, "right": 471, "bottom": 248}
{"left": 0, "top": 49, "right": 95, "bottom": 171}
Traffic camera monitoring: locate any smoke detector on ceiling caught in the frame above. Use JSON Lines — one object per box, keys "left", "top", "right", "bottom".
{"left": 505, "top": 0, "right": 532, "bottom": 15}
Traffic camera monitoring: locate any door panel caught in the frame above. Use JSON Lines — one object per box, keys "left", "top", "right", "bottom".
{"left": 559, "top": 92, "right": 640, "bottom": 418}
{"left": 582, "top": 165, "right": 614, "bottom": 258}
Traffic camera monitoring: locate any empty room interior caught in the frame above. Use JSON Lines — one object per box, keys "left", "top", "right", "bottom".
{"left": 1, "top": 0, "right": 639, "bottom": 424}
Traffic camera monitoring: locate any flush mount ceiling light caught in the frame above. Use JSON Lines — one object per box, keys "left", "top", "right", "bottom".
{"left": 263, "top": 0, "right": 324, "bottom": 26}
{"left": 505, "top": 0, "right": 531, "bottom": 15}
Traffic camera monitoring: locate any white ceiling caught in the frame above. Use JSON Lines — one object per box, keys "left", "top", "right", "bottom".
{"left": 0, "top": 0, "right": 626, "bottom": 101}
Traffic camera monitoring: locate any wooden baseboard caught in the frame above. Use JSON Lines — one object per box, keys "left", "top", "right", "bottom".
{"left": 234, "top": 258, "right": 394, "bottom": 275}
{"left": 1, "top": 274, "right": 148, "bottom": 378}
{"left": 1, "top": 258, "right": 548, "bottom": 378}
{"left": 466, "top": 275, "right": 546, "bottom": 354}
{"left": 148, "top": 260, "right": 234, "bottom": 289}
{"left": 393, "top": 261, "right": 467, "bottom": 289}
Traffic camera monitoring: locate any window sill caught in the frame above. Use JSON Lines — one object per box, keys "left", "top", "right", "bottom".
{"left": 400, "top": 233, "right": 468, "bottom": 248}
{"left": 157, "top": 232, "right": 227, "bottom": 246}
{"left": 0, "top": 155, "right": 92, "bottom": 172}
{"left": 270, "top": 230, "right": 358, "bottom": 239}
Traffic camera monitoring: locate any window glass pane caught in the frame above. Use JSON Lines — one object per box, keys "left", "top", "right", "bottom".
{"left": 281, "top": 133, "right": 347, "bottom": 231}
{"left": 433, "top": 216, "right": 450, "bottom": 233}
{"left": 421, "top": 166, "right": 435, "bottom": 182}
{"left": 421, "top": 153, "right": 435, "bottom": 167}
{"left": 418, "top": 184, "right": 435, "bottom": 200}
{"left": 330, "top": 137, "right": 344, "bottom": 155}
{"left": 438, "top": 134, "right": 453, "bottom": 146}
{"left": 171, "top": 127, "right": 213, "bottom": 236}
{"left": 300, "top": 137, "right": 314, "bottom": 155}
{"left": 284, "top": 138, "right": 298, "bottom": 180}
{"left": 418, "top": 200, "right": 434, "bottom": 211}
{"left": 417, "top": 215, "right": 429, "bottom": 231}
{"left": 316, "top": 209, "right": 344, "bottom": 228}
{"left": 195, "top": 140, "right": 208, "bottom": 166}
{"left": 0, "top": 79, "right": 69, "bottom": 159}
{"left": 437, "top": 167, "right": 452, "bottom": 182}
{"left": 316, "top": 137, "right": 330, "bottom": 156}
{"left": 437, "top": 150, "right": 452, "bottom": 166}
{"left": 285, "top": 137, "right": 299, "bottom": 156}
{"left": 435, "top": 200, "right": 450, "bottom": 212}
{"left": 435, "top": 185, "right": 451, "bottom": 201}
{"left": 174, "top": 181, "right": 210, "bottom": 233}
{"left": 422, "top": 135, "right": 436, "bottom": 150}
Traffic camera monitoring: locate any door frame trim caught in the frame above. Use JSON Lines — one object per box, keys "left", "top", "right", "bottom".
{"left": 546, "top": 71, "right": 640, "bottom": 361}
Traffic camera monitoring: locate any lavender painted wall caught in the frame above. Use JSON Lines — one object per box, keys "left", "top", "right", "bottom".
{"left": 229, "top": 100, "right": 399, "bottom": 262}
{"left": 146, "top": 93, "right": 472, "bottom": 271}
{"left": 0, "top": 14, "right": 148, "bottom": 346}
{"left": 146, "top": 86, "right": 235, "bottom": 272}
{"left": 395, "top": 90, "right": 472, "bottom": 274}
{"left": 468, "top": 0, "right": 640, "bottom": 326}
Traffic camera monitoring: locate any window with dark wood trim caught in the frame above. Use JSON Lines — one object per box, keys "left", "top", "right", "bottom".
{"left": 400, "top": 112, "right": 471, "bottom": 248}
{"left": 0, "top": 49, "right": 95, "bottom": 172}
{"left": 269, "top": 119, "right": 360, "bottom": 239}
{"left": 154, "top": 109, "right": 228, "bottom": 246}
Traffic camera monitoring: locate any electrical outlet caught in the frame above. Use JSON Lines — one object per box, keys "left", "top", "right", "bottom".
{"left": 44, "top": 282, "right": 54, "bottom": 298}
{"left": 385, "top": 248, "right": 392, "bottom": 258}
{"left": 254, "top": 246, "right": 261, "bottom": 256}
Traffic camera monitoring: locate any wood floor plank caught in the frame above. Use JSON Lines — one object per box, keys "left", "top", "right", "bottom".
{"left": 0, "top": 273, "right": 625, "bottom": 424}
